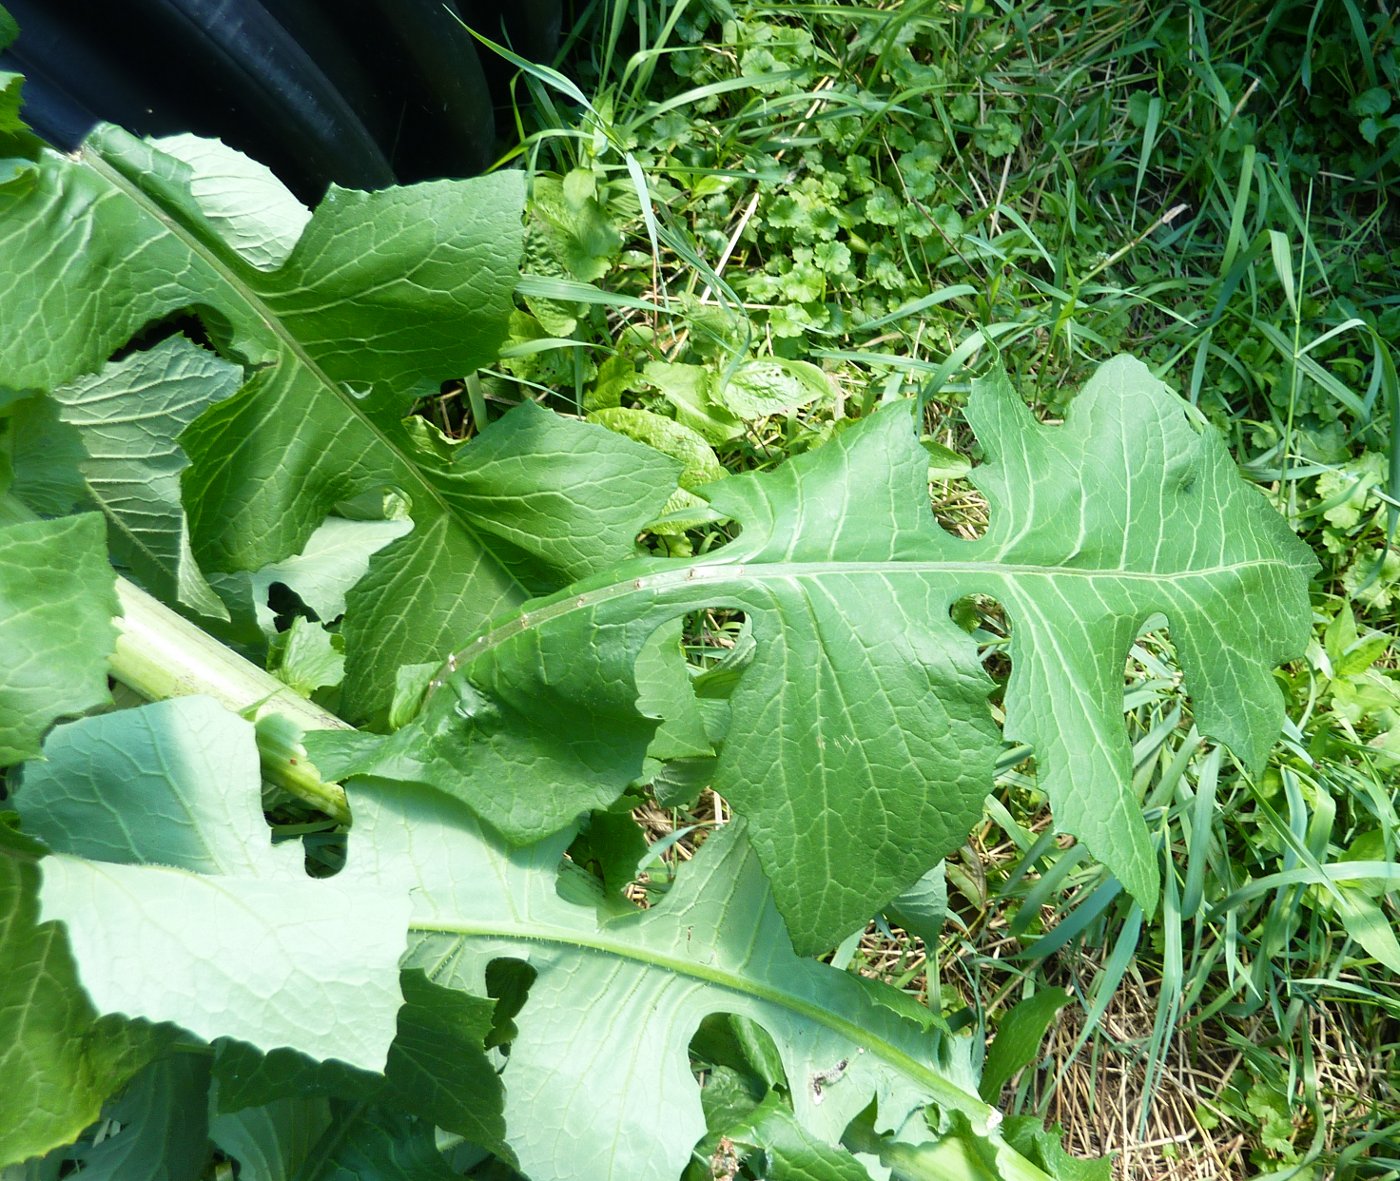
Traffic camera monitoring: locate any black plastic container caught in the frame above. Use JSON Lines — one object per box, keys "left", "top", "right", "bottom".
{"left": 0, "top": 0, "right": 563, "bottom": 201}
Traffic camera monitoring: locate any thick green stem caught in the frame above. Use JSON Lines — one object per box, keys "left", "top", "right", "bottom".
{"left": 110, "top": 579, "right": 353, "bottom": 824}
{"left": 0, "top": 495, "right": 352, "bottom": 823}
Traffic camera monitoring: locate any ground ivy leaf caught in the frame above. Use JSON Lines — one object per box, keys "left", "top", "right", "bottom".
{"left": 0, "top": 513, "right": 116, "bottom": 765}
{"left": 342, "top": 356, "right": 1315, "bottom": 952}
{"left": 342, "top": 783, "right": 994, "bottom": 1181}
{"left": 16, "top": 698, "right": 409, "bottom": 1070}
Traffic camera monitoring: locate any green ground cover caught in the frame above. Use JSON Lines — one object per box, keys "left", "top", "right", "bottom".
{"left": 491, "top": 1, "right": 1400, "bottom": 1175}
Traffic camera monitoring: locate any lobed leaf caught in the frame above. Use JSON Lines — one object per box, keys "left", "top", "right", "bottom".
{"left": 0, "top": 128, "right": 679, "bottom": 718}
{"left": 321, "top": 356, "right": 1316, "bottom": 952}
{"left": 340, "top": 780, "right": 998, "bottom": 1181}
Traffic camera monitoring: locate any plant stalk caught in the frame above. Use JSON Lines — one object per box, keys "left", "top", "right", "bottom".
{"left": 110, "top": 578, "right": 353, "bottom": 823}
{"left": 0, "top": 495, "right": 352, "bottom": 823}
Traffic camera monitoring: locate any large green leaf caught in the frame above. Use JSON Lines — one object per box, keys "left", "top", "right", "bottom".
{"left": 0, "top": 128, "right": 678, "bottom": 717}
{"left": 15, "top": 698, "right": 409, "bottom": 1070}
{"left": 0, "top": 836, "right": 161, "bottom": 1168}
{"left": 63, "top": 1055, "right": 212, "bottom": 1181}
{"left": 320, "top": 357, "right": 1316, "bottom": 952}
{"left": 0, "top": 513, "right": 116, "bottom": 765}
{"left": 341, "top": 780, "right": 998, "bottom": 1181}
{"left": 9, "top": 744, "right": 1024, "bottom": 1181}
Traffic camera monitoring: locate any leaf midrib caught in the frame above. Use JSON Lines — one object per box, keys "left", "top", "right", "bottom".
{"left": 409, "top": 916, "right": 989, "bottom": 1122}
{"left": 431, "top": 551, "right": 1308, "bottom": 688}
{"left": 80, "top": 145, "right": 533, "bottom": 600}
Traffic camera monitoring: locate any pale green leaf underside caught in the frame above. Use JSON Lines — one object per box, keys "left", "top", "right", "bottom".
{"left": 353, "top": 356, "right": 1315, "bottom": 953}
{"left": 342, "top": 782, "right": 995, "bottom": 1181}
{"left": 155, "top": 133, "right": 312, "bottom": 271}
{"left": 46, "top": 336, "right": 239, "bottom": 619}
{"left": 217, "top": 513, "right": 412, "bottom": 641}
{"left": 19, "top": 699, "right": 408, "bottom": 1070}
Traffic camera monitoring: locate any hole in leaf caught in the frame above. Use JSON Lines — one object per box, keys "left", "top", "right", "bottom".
{"left": 1124, "top": 614, "right": 1185, "bottom": 748}
{"left": 266, "top": 580, "right": 319, "bottom": 631}
{"left": 948, "top": 594, "right": 1011, "bottom": 695}
{"left": 298, "top": 828, "right": 347, "bottom": 878}
{"left": 485, "top": 958, "right": 537, "bottom": 1054}
{"left": 108, "top": 306, "right": 231, "bottom": 364}
{"left": 566, "top": 804, "right": 650, "bottom": 908}
{"left": 681, "top": 609, "right": 753, "bottom": 684}
{"left": 928, "top": 469, "right": 989, "bottom": 540}
{"left": 690, "top": 1013, "right": 791, "bottom": 1103}
{"left": 921, "top": 415, "right": 986, "bottom": 540}
{"left": 419, "top": 378, "right": 472, "bottom": 440}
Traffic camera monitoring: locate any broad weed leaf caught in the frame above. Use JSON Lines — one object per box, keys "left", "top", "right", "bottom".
{"left": 16, "top": 698, "right": 409, "bottom": 1070}
{"left": 341, "top": 781, "right": 994, "bottom": 1181}
{"left": 0, "top": 128, "right": 679, "bottom": 719}
{"left": 326, "top": 356, "right": 1316, "bottom": 953}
